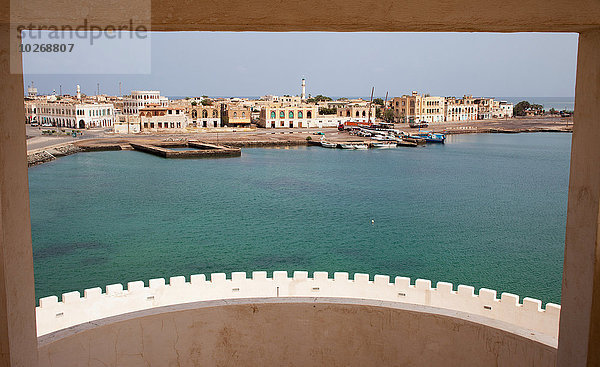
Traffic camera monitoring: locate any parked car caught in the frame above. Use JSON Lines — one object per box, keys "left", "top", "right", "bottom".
{"left": 41, "top": 123, "right": 52, "bottom": 127}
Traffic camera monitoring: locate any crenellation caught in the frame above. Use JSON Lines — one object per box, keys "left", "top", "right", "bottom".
{"left": 106, "top": 284, "right": 123, "bottom": 295}
{"left": 84, "top": 287, "right": 102, "bottom": 299}
{"left": 252, "top": 271, "right": 268, "bottom": 280}
{"left": 170, "top": 276, "right": 186, "bottom": 287}
{"left": 523, "top": 297, "right": 543, "bottom": 312}
{"left": 293, "top": 271, "right": 309, "bottom": 280}
{"left": 127, "top": 281, "right": 145, "bottom": 292}
{"left": 415, "top": 279, "right": 432, "bottom": 290}
{"left": 149, "top": 278, "right": 166, "bottom": 289}
{"left": 231, "top": 272, "right": 247, "bottom": 281}
{"left": 39, "top": 296, "right": 58, "bottom": 308}
{"left": 354, "top": 273, "right": 370, "bottom": 283}
{"left": 35, "top": 271, "right": 562, "bottom": 340}
{"left": 62, "top": 291, "right": 80, "bottom": 304}
{"left": 458, "top": 285, "right": 475, "bottom": 297}
{"left": 190, "top": 274, "right": 206, "bottom": 284}
{"left": 334, "top": 272, "right": 349, "bottom": 281}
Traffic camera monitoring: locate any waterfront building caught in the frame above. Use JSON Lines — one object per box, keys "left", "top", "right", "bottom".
{"left": 474, "top": 98, "right": 495, "bottom": 120}
{"left": 336, "top": 102, "right": 376, "bottom": 123}
{"left": 113, "top": 114, "right": 141, "bottom": 134}
{"left": 261, "top": 95, "right": 302, "bottom": 106}
{"left": 258, "top": 103, "right": 319, "bottom": 128}
{"left": 497, "top": 101, "right": 514, "bottom": 118}
{"left": 390, "top": 92, "right": 445, "bottom": 124}
{"left": 190, "top": 105, "right": 221, "bottom": 128}
{"left": 444, "top": 95, "right": 479, "bottom": 122}
{"left": 123, "top": 90, "right": 169, "bottom": 115}
{"left": 221, "top": 104, "right": 252, "bottom": 127}
{"left": 35, "top": 101, "right": 115, "bottom": 128}
{"left": 139, "top": 106, "right": 188, "bottom": 131}
{"left": 24, "top": 100, "right": 37, "bottom": 124}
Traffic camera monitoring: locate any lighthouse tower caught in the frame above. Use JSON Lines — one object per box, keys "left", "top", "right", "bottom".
{"left": 76, "top": 85, "right": 81, "bottom": 100}
{"left": 301, "top": 78, "right": 306, "bottom": 100}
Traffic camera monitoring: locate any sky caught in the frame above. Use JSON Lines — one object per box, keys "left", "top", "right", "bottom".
{"left": 22, "top": 32, "right": 578, "bottom": 98}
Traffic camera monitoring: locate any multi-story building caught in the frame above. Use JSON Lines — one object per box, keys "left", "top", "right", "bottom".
{"left": 390, "top": 92, "right": 445, "bottom": 124}
{"left": 139, "top": 107, "right": 188, "bottom": 131}
{"left": 190, "top": 105, "right": 221, "bottom": 128}
{"left": 24, "top": 100, "right": 38, "bottom": 124}
{"left": 258, "top": 103, "right": 319, "bottom": 128}
{"left": 222, "top": 104, "right": 252, "bottom": 127}
{"left": 444, "top": 95, "right": 478, "bottom": 122}
{"left": 497, "top": 101, "right": 514, "bottom": 118}
{"left": 474, "top": 98, "right": 495, "bottom": 120}
{"left": 336, "top": 102, "right": 376, "bottom": 123}
{"left": 35, "top": 101, "right": 115, "bottom": 128}
{"left": 113, "top": 115, "right": 141, "bottom": 134}
{"left": 123, "top": 91, "right": 169, "bottom": 115}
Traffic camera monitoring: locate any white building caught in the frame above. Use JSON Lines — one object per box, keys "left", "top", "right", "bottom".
{"left": 123, "top": 90, "right": 169, "bottom": 115}
{"left": 36, "top": 101, "right": 115, "bottom": 128}
{"left": 258, "top": 104, "right": 318, "bottom": 128}
{"left": 497, "top": 101, "right": 514, "bottom": 118}
{"left": 113, "top": 115, "right": 141, "bottom": 134}
{"left": 140, "top": 107, "right": 189, "bottom": 131}
{"left": 444, "top": 96, "right": 478, "bottom": 122}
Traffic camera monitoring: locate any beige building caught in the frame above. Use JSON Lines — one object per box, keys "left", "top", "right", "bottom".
{"left": 390, "top": 92, "right": 445, "bottom": 124}
{"left": 190, "top": 105, "right": 221, "bottom": 128}
{"left": 258, "top": 103, "right": 318, "bottom": 128}
{"left": 336, "top": 102, "right": 376, "bottom": 123}
{"left": 445, "top": 95, "right": 478, "bottom": 122}
{"left": 222, "top": 104, "right": 252, "bottom": 127}
{"left": 139, "top": 106, "right": 188, "bottom": 131}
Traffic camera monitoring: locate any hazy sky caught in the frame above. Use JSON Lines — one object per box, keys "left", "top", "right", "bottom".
{"left": 22, "top": 32, "right": 578, "bottom": 98}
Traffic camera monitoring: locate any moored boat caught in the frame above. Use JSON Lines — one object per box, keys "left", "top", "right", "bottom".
{"left": 340, "top": 144, "right": 356, "bottom": 149}
{"left": 353, "top": 144, "right": 368, "bottom": 150}
{"left": 372, "top": 142, "right": 397, "bottom": 149}
{"left": 321, "top": 141, "right": 338, "bottom": 148}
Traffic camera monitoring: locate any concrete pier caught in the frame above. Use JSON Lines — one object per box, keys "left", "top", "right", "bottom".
{"left": 130, "top": 142, "right": 241, "bottom": 158}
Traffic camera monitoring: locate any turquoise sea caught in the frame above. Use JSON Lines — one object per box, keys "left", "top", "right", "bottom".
{"left": 29, "top": 133, "right": 571, "bottom": 305}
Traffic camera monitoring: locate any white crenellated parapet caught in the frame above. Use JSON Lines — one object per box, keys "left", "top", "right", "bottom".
{"left": 36, "top": 271, "right": 561, "bottom": 339}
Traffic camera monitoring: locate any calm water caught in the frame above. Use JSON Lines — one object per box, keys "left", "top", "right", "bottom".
{"left": 29, "top": 133, "right": 571, "bottom": 304}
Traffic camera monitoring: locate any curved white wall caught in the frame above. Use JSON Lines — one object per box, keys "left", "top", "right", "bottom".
{"left": 36, "top": 271, "right": 561, "bottom": 341}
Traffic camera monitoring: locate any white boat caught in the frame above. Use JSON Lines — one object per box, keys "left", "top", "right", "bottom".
{"left": 340, "top": 144, "right": 355, "bottom": 149}
{"left": 371, "top": 135, "right": 385, "bottom": 141}
{"left": 372, "top": 142, "right": 397, "bottom": 149}
{"left": 353, "top": 144, "right": 368, "bottom": 150}
{"left": 321, "top": 141, "right": 337, "bottom": 148}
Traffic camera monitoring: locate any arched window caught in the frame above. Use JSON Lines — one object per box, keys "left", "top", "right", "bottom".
{"left": 362, "top": 111, "right": 366, "bottom": 117}
{"left": 298, "top": 111, "right": 303, "bottom": 119}
{"left": 202, "top": 110, "right": 208, "bottom": 118}
{"left": 213, "top": 110, "right": 218, "bottom": 117}
{"left": 280, "top": 111, "right": 285, "bottom": 118}
{"left": 307, "top": 111, "right": 312, "bottom": 118}
{"left": 234, "top": 112, "right": 237, "bottom": 117}
{"left": 356, "top": 111, "right": 360, "bottom": 117}
{"left": 289, "top": 111, "right": 294, "bottom": 119}
{"left": 192, "top": 110, "right": 197, "bottom": 118}
{"left": 346, "top": 111, "right": 350, "bottom": 117}
{"left": 242, "top": 112, "right": 245, "bottom": 117}
{"left": 270, "top": 111, "right": 276, "bottom": 119}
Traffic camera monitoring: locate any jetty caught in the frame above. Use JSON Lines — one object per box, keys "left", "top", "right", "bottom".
{"left": 130, "top": 141, "right": 241, "bottom": 158}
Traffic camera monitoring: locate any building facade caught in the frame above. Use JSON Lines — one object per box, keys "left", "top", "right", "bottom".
{"left": 444, "top": 95, "right": 478, "bottom": 122}
{"left": 123, "top": 91, "right": 169, "bottom": 115}
{"left": 336, "top": 102, "right": 376, "bottom": 123}
{"left": 190, "top": 105, "right": 221, "bottom": 128}
{"left": 258, "top": 104, "right": 319, "bottom": 128}
{"left": 390, "top": 92, "right": 445, "bottom": 123}
{"left": 35, "top": 101, "right": 115, "bottom": 128}
{"left": 139, "top": 107, "right": 188, "bottom": 131}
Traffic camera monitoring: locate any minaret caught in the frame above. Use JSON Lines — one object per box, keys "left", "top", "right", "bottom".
{"left": 76, "top": 85, "right": 81, "bottom": 100}
{"left": 301, "top": 78, "right": 306, "bottom": 100}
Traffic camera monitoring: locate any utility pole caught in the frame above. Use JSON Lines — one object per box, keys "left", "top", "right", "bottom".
{"left": 119, "top": 82, "right": 122, "bottom": 98}
{"left": 368, "top": 87, "right": 374, "bottom": 124}
{"left": 59, "top": 85, "right": 62, "bottom": 96}
{"left": 97, "top": 83, "right": 100, "bottom": 97}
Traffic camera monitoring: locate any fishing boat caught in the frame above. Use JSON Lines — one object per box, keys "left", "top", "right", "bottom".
{"left": 372, "top": 142, "right": 397, "bottom": 149}
{"left": 321, "top": 141, "right": 338, "bottom": 148}
{"left": 353, "top": 144, "right": 368, "bottom": 150}
{"left": 412, "top": 131, "right": 446, "bottom": 144}
{"left": 340, "top": 144, "right": 356, "bottom": 149}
